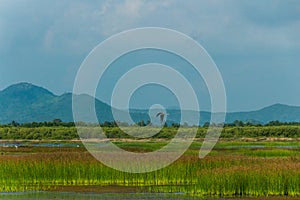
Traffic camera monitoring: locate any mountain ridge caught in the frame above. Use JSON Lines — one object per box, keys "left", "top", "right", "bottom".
{"left": 0, "top": 82, "right": 300, "bottom": 124}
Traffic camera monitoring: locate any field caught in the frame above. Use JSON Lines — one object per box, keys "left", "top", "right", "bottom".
{"left": 0, "top": 131, "right": 299, "bottom": 198}
{"left": 1, "top": 125, "right": 300, "bottom": 140}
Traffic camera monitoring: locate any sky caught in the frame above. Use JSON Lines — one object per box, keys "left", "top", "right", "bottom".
{"left": 0, "top": 0, "right": 299, "bottom": 112}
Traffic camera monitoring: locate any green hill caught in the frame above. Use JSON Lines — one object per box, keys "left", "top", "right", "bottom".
{"left": 0, "top": 83, "right": 300, "bottom": 124}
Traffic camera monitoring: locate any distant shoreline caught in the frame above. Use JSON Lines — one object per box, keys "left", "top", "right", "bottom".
{"left": 0, "top": 137, "right": 299, "bottom": 143}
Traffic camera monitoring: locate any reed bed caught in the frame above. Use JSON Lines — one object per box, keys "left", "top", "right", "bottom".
{"left": 0, "top": 143, "right": 299, "bottom": 197}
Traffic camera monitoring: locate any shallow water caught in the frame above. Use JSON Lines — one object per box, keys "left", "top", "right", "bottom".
{"left": 0, "top": 192, "right": 212, "bottom": 200}
{"left": 0, "top": 142, "right": 81, "bottom": 148}
{"left": 0, "top": 192, "right": 297, "bottom": 200}
{"left": 1, "top": 141, "right": 298, "bottom": 149}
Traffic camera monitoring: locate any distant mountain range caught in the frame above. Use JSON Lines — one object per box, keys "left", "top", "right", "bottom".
{"left": 0, "top": 82, "right": 300, "bottom": 125}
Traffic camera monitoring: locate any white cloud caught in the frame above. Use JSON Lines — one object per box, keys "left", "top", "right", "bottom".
{"left": 36, "top": 0, "right": 175, "bottom": 54}
{"left": 97, "top": 0, "right": 111, "bottom": 15}
{"left": 92, "top": 0, "right": 172, "bottom": 36}
{"left": 117, "top": 0, "right": 143, "bottom": 18}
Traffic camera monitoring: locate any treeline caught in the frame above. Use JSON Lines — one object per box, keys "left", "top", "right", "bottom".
{"left": 0, "top": 125, "right": 299, "bottom": 140}
{"left": 224, "top": 120, "right": 300, "bottom": 127}
{"left": 2, "top": 119, "right": 75, "bottom": 128}
{"left": 0, "top": 119, "right": 299, "bottom": 140}
{"left": 2, "top": 119, "right": 300, "bottom": 128}
{"left": 0, "top": 127, "right": 78, "bottom": 140}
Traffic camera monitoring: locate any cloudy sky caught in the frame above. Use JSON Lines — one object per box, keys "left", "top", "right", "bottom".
{"left": 0, "top": 0, "right": 299, "bottom": 112}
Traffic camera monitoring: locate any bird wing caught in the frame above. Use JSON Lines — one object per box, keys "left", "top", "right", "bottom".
{"left": 156, "top": 112, "right": 163, "bottom": 117}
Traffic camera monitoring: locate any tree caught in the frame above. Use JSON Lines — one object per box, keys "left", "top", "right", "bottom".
{"left": 10, "top": 120, "right": 19, "bottom": 127}
{"left": 203, "top": 122, "right": 210, "bottom": 127}
{"left": 137, "top": 120, "right": 146, "bottom": 126}
{"left": 53, "top": 119, "right": 62, "bottom": 125}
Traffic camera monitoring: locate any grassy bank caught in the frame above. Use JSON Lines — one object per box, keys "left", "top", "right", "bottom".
{"left": 0, "top": 125, "right": 300, "bottom": 140}
{"left": 0, "top": 140, "right": 299, "bottom": 197}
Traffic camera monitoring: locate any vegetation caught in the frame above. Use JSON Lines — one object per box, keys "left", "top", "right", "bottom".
{"left": 0, "top": 120, "right": 299, "bottom": 197}
{"left": 0, "top": 140, "right": 299, "bottom": 197}
{"left": 0, "top": 126, "right": 78, "bottom": 140}
{"left": 0, "top": 121, "right": 300, "bottom": 140}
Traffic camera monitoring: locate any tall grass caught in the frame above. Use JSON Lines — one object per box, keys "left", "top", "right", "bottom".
{"left": 0, "top": 143, "right": 299, "bottom": 197}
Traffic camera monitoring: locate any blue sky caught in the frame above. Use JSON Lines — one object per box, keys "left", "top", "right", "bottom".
{"left": 0, "top": 0, "right": 299, "bottom": 112}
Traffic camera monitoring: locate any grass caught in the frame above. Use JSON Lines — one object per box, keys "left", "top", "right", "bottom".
{"left": 242, "top": 149, "right": 299, "bottom": 157}
{"left": 1, "top": 125, "right": 300, "bottom": 140}
{"left": 0, "top": 140, "right": 299, "bottom": 197}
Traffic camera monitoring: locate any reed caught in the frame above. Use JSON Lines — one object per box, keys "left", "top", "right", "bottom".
{"left": 0, "top": 141, "right": 299, "bottom": 197}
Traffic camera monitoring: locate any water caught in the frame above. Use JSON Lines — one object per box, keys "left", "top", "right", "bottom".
{"left": 0, "top": 192, "right": 219, "bottom": 200}
{"left": 0, "top": 142, "right": 82, "bottom": 148}
{"left": 1, "top": 141, "right": 298, "bottom": 149}
{"left": 1, "top": 192, "right": 295, "bottom": 200}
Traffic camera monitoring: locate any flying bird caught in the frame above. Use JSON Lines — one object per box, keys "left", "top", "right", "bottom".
{"left": 156, "top": 112, "right": 169, "bottom": 124}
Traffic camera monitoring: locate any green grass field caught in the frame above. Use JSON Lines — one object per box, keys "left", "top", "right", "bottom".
{"left": 0, "top": 139, "right": 299, "bottom": 197}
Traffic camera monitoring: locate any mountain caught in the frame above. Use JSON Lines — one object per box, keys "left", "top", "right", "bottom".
{"left": 226, "top": 103, "right": 300, "bottom": 124}
{"left": 0, "top": 83, "right": 115, "bottom": 123}
{"left": 0, "top": 83, "right": 300, "bottom": 124}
